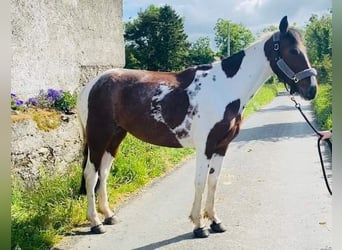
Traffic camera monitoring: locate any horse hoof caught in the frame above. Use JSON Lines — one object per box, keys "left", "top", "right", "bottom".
{"left": 193, "top": 227, "right": 210, "bottom": 238}
{"left": 103, "top": 215, "right": 118, "bottom": 225}
{"left": 90, "top": 224, "right": 106, "bottom": 234}
{"left": 210, "top": 221, "right": 226, "bottom": 233}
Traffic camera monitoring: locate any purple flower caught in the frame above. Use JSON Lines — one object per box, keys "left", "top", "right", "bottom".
{"left": 11, "top": 93, "right": 16, "bottom": 97}
{"left": 15, "top": 100, "right": 23, "bottom": 106}
{"left": 47, "top": 89, "right": 63, "bottom": 101}
{"left": 27, "top": 97, "right": 38, "bottom": 106}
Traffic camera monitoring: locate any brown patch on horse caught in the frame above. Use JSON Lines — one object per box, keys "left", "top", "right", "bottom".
{"left": 177, "top": 64, "right": 212, "bottom": 89}
{"left": 159, "top": 88, "right": 190, "bottom": 129}
{"left": 221, "top": 51, "right": 246, "bottom": 78}
{"left": 205, "top": 99, "right": 241, "bottom": 159}
{"left": 86, "top": 72, "right": 184, "bottom": 168}
{"left": 177, "top": 67, "right": 197, "bottom": 89}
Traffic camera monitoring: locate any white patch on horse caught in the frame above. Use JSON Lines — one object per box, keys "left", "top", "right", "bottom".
{"left": 150, "top": 84, "right": 173, "bottom": 123}
{"left": 171, "top": 70, "right": 207, "bottom": 146}
{"left": 98, "top": 151, "right": 115, "bottom": 218}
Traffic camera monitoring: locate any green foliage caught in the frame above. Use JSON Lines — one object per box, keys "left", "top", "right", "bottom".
{"left": 312, "top": 84, "right": 332, "bottom": 130}
{"left": 243, "top": 83, "right": 280, "bottom": 118}
{"left": 256, "top": 25, "right": 278, "bottom": 37}
{"left": 187, "top": 37, "right": 215, "bottom": 65}
{"left": 54, "top": 91, "right": 77, "bottom": 113}
{"left": 108, "top": 135, "right": 194, "bottom": 203}
{"left": 305, "top": 13, "right": 332, "bottom": 84}
{"left": 214, "top": 18, "right": 255, "bottom": 57}
{"left": 11, "top": 167, "right": 86, "bottom": 249}
{"left": 11, "top": 136, "right": 194, "bottom": 249}
{"left": 125, "top": 5, "right": 190, "bottom": 71}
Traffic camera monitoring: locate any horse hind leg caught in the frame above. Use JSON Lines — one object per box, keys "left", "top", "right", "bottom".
{"left": 83, "top": 152, "right": 104, "bottom": 233}
{"left": 97, "top": 128, "right": 127, "bottom": 226}
{"left": 83, "top": 123, "right": 119, "bottom": 234}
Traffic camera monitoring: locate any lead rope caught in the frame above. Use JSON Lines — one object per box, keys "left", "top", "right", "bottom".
{"left": 290, "top": 96, "right": 332, "bottom": 195}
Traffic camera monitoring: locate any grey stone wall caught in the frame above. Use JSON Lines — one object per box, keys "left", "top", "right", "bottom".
{"left": 11, "top": 115, "right": 82, "bottom": 182}
{"left": 11, "top": 0, "right": 125, "bottom": 180}
{"left": 11, "top": 0, "right": 125, "bottom": 100}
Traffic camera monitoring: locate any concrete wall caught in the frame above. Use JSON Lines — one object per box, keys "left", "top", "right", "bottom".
{"left": 11, "top": 0, "right": 125, "bottom": 100}
{"left": 11, "top": 0, "right": 125, "bottom": 181}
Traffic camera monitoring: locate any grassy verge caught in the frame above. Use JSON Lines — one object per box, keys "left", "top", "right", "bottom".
{"left": 11, "top": 137, "right": 194, "bottom": 249}
{"left": 11, "top": 83, "right": 281, "bottom": 249}
{"left": 312, "top": 84, "right": 332, "bottom": 130}
{"left": 243, "top": 83, "right": 282, "bottom": 119}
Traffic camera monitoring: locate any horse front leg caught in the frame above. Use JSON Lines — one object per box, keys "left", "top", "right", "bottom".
{"left": 189, "top": 152, "right": 211, "bottom": 238}
{"left": 204, "top": 154, "right": 226, "bottom": 233}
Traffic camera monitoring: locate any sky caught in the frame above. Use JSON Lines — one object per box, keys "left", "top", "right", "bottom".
{"left": 123, "top": 0, "right": 332, "bottom": 50}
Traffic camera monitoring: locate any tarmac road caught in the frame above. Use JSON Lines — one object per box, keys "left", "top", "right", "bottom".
{"left": 54, "top": 91, "right": 332, "bottom": 250}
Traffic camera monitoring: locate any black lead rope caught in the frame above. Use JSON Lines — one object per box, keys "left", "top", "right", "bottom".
{"left": 290, "top": 96, "right": 332, "bottom": 195}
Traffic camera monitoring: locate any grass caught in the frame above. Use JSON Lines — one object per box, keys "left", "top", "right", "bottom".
{"left": 243, "top": 83, "right": 283, "bottom": 119}
{"left": 11, "top": 108, "right": 62, "bottom": 132}
{"left": 312, "top": 83, "right": 332, "bottom": 130}
{"left": 11, "top": 136, "right": 194, "bottom": 250}
{"left": 11, "top": 82, "right": 281, "bottom": 249}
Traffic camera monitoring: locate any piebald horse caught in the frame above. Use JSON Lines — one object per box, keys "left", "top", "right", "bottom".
{"left": 77, "top": 16, "right": 317, "bottom": 238}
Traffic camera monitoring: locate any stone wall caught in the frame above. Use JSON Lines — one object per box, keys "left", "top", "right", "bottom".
{"left": 11, "top": 0, "right": 125, "bottom": 99}
{"left": 11, "top": 0, "right": 125, "bottom": 181}
{"left": 11, "top": 114, "right": 82, "bottom": 182}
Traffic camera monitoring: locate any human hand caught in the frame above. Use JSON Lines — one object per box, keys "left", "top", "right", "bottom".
{"left": 319, "top": 130, "right": 332, "bottom": 140}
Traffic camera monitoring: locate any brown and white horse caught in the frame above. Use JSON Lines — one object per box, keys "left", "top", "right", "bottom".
{"left": 77, "top": 16, "right": 317, "bottom": 238}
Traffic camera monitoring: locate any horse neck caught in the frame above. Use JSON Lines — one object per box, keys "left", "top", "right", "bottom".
{"left": 212, "top": 37, "right": 273, "bottom": 106}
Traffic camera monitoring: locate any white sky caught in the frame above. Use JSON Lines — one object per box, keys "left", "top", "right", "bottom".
{"left": 123, "top": 0, "right": 331, "bottom": 50}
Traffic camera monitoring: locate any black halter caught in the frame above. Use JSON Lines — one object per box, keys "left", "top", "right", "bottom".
{"left": 272, "top": 32, "right": 317, "bottom": 94}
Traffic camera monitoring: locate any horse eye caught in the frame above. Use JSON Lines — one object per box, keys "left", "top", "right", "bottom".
{"left": 289, "top": 49, "right": 300, "bottom": 55}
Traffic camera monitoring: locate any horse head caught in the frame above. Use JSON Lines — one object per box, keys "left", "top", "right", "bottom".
{"left": 265, "top": 16, "right": 318, "bottom": 100}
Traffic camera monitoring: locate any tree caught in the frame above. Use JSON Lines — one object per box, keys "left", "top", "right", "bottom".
{"left": 187, "top": 37, "right": 215, "bottom": 66}
{"left": 304, "top": 13, "right": 332, "bottom": 84}
{"left": 124, "top": 5, "right": 189, "bottom": 71}
{"left": 256, "top": 25, "right": 278, "bottom": 38}
{"left": 214, "top": 18, "right": 255, "bottom": 57}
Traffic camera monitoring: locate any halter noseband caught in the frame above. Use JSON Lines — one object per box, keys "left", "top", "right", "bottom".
{"left": 272, "top": 32, "right": 317, "bottom": 84}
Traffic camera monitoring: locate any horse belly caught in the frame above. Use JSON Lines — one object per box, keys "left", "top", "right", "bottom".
{"left": 119, "top": 117, "right": 184, "bottom": 148}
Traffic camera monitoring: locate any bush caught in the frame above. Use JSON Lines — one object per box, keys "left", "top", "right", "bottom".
{"left": 312, "top": 84, "right": 332, "bottom": 130}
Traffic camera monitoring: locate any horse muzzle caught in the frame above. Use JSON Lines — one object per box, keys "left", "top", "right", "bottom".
{"left": 299, "top": 75, "right": 317, "bottom": 100}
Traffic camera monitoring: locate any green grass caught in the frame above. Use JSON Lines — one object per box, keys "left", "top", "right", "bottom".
{"left": 11, "top": 82, "right": 281, "bottom": 250}
{"left": 312, "top": 84, "right": 332, "bottom": 130}
{"left": 11, "top": 168, "right": 86, "bottom": 249}
{"left": 243, "top": 83, "right": 282, "bottom": 118}
{"left": 11, "top": 136, "right": 194, "bottom": 250}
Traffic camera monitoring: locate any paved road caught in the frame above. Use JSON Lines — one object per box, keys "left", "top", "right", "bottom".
{"left": 55, "top": 92, "right": 332, "bottom": 250}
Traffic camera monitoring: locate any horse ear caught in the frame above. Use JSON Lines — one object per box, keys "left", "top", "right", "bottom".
{"left": 279, "top": 16, "right": 288, "bottom": 34}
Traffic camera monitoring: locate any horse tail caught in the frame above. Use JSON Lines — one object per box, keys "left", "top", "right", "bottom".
{"left": 79, "top": 143, "right": 88, "bottom": 195}
{"left": 77, "top": 85, "right": 100, "bottom": 195}
{"left": 79, "top": 143, "right": 101, "bottom": 195}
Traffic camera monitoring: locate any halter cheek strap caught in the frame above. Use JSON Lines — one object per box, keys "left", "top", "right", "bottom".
{"left": 272, "top": 32, "right": 317, "bottom": 83}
